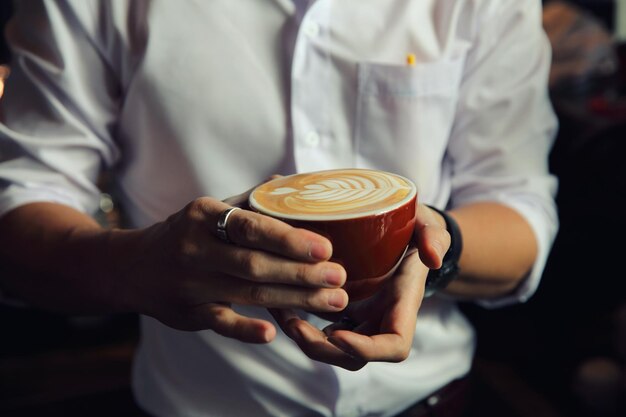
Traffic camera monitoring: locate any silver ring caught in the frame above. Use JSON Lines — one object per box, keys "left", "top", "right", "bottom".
{"left": 216, "top": 207, "right": 240, "bottom": 243}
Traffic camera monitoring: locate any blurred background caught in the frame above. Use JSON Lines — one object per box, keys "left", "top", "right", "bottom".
{"left": 1, "top": 1, "right": 626, "bottom": 416}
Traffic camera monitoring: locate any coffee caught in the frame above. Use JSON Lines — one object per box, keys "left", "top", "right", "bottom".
{"left": 249, "top": 169, "right": 415, "bottom": 220}
{"left": 250, "top": 169, "right": 417, "bottom": 300}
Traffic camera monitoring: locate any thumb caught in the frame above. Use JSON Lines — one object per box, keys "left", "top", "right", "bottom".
{"left": 413, "top": 205, "right": 450, "bottom": 269}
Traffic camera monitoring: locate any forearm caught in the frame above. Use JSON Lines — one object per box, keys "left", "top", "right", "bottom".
{"left": 0, "top": 202, "right": 139, "bottom": 313}
{"left": 442, "top": 202, "right": 538, "bottom": 299}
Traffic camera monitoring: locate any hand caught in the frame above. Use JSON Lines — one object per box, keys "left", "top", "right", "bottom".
{"left": 271, "top": 250, "right": 427, "bottom": 370}
{"left": 116, "top": 188, "right": 348, "bottom": 344}
{"left": 270, "top": 204, "right": 450, "bottom": 370}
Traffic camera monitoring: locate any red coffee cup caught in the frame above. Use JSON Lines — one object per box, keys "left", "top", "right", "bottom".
{"left": 249, "top": 169, "right": 417, "bottom": 300}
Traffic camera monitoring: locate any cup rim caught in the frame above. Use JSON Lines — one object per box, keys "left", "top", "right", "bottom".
{"left": 249, "top": 168, "right": 417, "bottom": 221}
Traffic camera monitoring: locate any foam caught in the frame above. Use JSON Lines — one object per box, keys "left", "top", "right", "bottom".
{"left": 249, "top": 169, "right": 416, "bottom": 221}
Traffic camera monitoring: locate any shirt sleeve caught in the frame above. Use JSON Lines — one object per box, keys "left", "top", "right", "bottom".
{"left": 0, "top": 0, "right": 120, "bottom": 218}
{"left": 447, "top": 0, "right": 559, "bottom": 308}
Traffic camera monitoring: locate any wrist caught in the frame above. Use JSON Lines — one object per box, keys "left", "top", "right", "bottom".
{"left": 102, "top": 227, "right": 151, "bottom": 313}
{"left": 65, "top": 226, "right": 144, "bottom": 313}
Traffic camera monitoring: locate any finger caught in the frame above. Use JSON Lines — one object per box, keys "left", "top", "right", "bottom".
{"left": 377, "top": 251, "right": 425, "bottom": 332}
{"left": 214, "top": 276, "right": 349, "bottom": 312}
{"left": 328, "top": 332, "right": 411, "bottom": 363}
{"left": 268, "top": 307, "right": 302, "bottom": 340}
{"left": 327, "top": 296, "right": 416, "bottom": 362}
{"left": 268, "top": 307, "right": 300, "bottom": 325}
{"left": 210, "top": 244, "right": 346, "bottom": 288}
{"left": 175, "top": 203, "right": 344, "bottom": 285}
{"left": 227, "top": 210, "right": 333, "bottom": 261}
{"left": 277, "top": 313, "right": 367, "bottom": 371}
{"left": 413, "top": 204, "right": 450, "bottom": 269}
{"left": 342, "top": 251, "right": 426, "bottom": 325}
{"left": 206, "top": 201, "right": 333, "bottom": 262}
{"left": 328, "top": 252, "right": 426, "bottom": 362}
{"left": 192, "top": 303, "right": 277, "bottom": 343}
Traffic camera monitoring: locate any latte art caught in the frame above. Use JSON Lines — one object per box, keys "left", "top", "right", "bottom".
{"left": 268, "top": 175, "right": 409, "bottom": 213}
{"left": 250, "top": 169, "right": 416, "bottom": 220}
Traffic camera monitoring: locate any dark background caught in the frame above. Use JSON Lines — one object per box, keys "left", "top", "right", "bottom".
{"left": 562, "top": 0, "right": 617, "bottom": 29}
{"left": 0, "top": 1, "right": 11, "bottom": 64}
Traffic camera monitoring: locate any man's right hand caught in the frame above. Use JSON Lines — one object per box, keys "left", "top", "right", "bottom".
{"left": 112, "top": 197, "right": 348, "bottom": 343}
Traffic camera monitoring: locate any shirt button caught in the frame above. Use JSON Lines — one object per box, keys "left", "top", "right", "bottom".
{"left": 304, "top": 131, "right": 321, "bottom": 147}
{"left": 303, "top": 21, "right": 320, "bottom": 37}
{"left": 426, "top": 395, "right": 440, "bottom": 407}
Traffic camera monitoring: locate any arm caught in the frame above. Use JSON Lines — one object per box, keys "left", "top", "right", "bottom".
{"left": 0, "top": 203, "right": 121, "bottom": 313}
{"left": 431, "top": 203, "right": 539, "bottom": 298}
{"left": 440, "top": 0, "right": 559, "bottom": 302}
{"left": 0, "top": 2, "right": 347, "bottom": 343}
{"left": 0, "top": 198, "right": 349, "bottom": 343}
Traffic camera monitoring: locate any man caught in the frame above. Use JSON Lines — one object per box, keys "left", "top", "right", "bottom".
{"left": 0, "top": 1, "right": 558, "bottom": 416}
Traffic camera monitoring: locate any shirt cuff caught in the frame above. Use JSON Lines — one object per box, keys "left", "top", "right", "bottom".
{"left": 0, "top": 184, "right": 87, "bottom": 219}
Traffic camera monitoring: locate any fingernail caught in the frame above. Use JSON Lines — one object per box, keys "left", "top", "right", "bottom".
{"left": 432, "top": 240, "right": 445, "bottom": 258}
{"left": 309, "top": 242, "right": 331, "bottom": 260}
{"left": 328, "top": 292, "right": 347, "bottom": 309}
{"left": 323, "top": 268, "right": 345, "bottom": 287}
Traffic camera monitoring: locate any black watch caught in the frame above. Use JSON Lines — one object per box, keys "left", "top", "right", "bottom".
{"left": 424, "top": 206, "right": 463, "bottom": 297}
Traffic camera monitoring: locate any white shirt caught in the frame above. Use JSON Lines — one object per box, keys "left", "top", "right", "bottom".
{"left": 0, "top": 1, "right": 558, "bottom": 416}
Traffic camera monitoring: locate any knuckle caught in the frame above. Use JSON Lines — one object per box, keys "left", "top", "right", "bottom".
{"left": 209, "top": 307, "right": 229, "bottom": 328}
{"left": 294, "top": 263, "right": 310, "bottom": 283}
{"left": 391, "top": 345, "right": 411, "bottom": 363}
{"left": 278, "top": 228, "right": 296, "bottom": 247}
{"left": 301, "top": 291, "right": 320, "bottom": 310}
{"left": 398, "top": 350, "right": 410, "bottom": 362}
{"left": 202, "top": 308, "right": 230, "bottom": 335}
{"left": 183, "top": 198, "right": 210, "bottom": 222}
{"left": 233, "top": 215, "right": 261, "bottom": 244}
{"left": 241, "top": 252, "right": 265, "bottom": 280}
{"left": 247, "top": 285, "right": 270, "bottom": 305}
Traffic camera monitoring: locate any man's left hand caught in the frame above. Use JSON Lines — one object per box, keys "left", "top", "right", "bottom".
{"left": 270, "top": 204, "right": 450, "bottom": 371}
